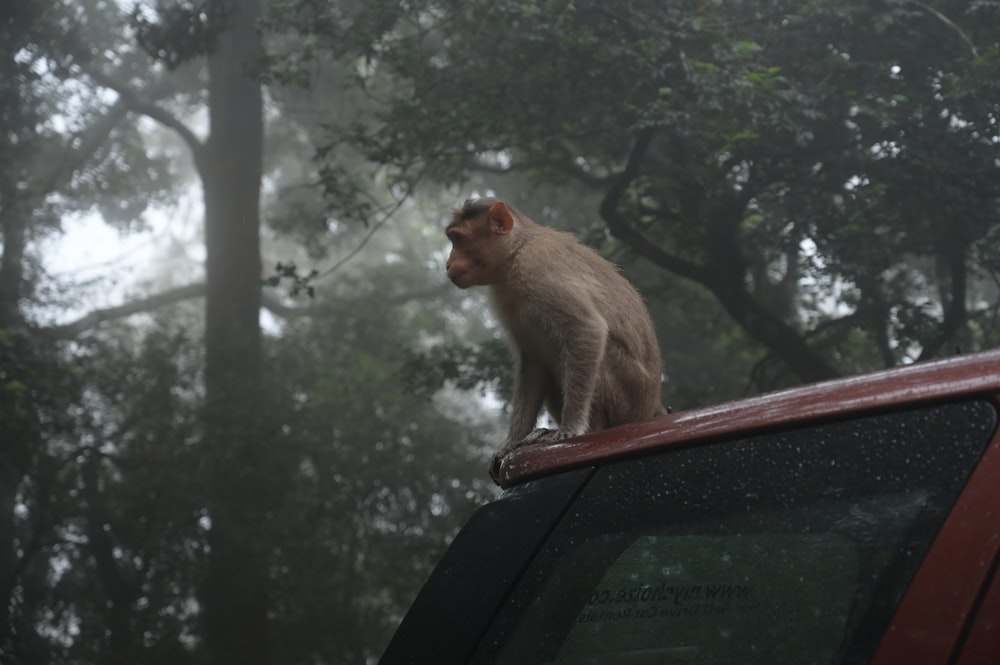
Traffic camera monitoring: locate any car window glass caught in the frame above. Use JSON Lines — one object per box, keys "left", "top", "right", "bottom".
{"left": 472, "top": 400, "right": 998, "bottom": 665}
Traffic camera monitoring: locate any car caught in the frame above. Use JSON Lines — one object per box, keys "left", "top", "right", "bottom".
{"left": 380, "top": 349, "right": 1000, "bottom": 665}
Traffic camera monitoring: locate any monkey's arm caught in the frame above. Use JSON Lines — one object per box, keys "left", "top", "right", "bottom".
{"left": 556, "top": 311, "right": 608, "bottom": 437}
{"left": 490, "top": 355, "right": 547, "bottom": 483}
{"left": 503, "top": 353, "right": 548, "bottom": 449}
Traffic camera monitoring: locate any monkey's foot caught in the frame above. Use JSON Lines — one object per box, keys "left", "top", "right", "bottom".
{"left": 521, "top": 428, "right": 555, "bottom": 444}
{"left": 489, "top": 432, "right": 548, "bottom": 483}
{"left": 488, "top": 454, "right": 503, "bottom": 484}
{"left": 523, "top": 428, "right": 577, "bottom": 444}
{"left": 489, "top": 429, "right": 580, "bottom": 483}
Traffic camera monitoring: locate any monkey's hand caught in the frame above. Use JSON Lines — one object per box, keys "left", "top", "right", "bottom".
{"left": 529, "top": 428, "right": 583, "bottom": 444}
{"left": 521, "top": 428, "right": 558, "bottom": 444}
{"left": 490, "top": 431, "right": 547, "bottom": 483}
{"left": 489, "top": 438, "right": 519, "bottom": 484}
{"left": 489, "top": 428, "right": 583, "bottom": 483}
{"left": 489, "top": 448, "right": 508, "bottom": 485}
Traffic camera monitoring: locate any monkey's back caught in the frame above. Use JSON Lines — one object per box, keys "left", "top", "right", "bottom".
{"left": 536, "top": 226, "right": 660, "bottom": 348}
{"left": 505, "top": 226, "right": 665, "bottom": 425}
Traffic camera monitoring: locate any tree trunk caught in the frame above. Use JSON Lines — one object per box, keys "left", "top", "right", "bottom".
{"left": 0, "top": 203, "right": 32, "bottom": 656}
{"left": 199, "top": 2, "right": 269, "bottom": 664}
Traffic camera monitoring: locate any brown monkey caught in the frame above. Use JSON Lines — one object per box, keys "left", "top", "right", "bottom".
{"left": 445, "top": 197, "right": 666, "bottom": 479}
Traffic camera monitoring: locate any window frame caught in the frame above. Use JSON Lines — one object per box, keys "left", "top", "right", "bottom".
{"left": 873, "top": 399, "right": 1000, "bottom": 664}
{"left": 471, "top": 398, "right": 1000, "bottom": 665}
{"left": 378, "top": 358, "right": 1000, "bottom": 665}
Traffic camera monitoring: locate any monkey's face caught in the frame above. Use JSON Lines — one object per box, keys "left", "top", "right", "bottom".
{"left": 445, "top": 218, "right": 499, "bottom": 288}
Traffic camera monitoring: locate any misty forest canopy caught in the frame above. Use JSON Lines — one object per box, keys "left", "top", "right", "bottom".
{"left": 0, "top": 0, "right": 998, "bottom": 664}
{"left": 279, "top": 0, "right": 1000, "bottom": 386}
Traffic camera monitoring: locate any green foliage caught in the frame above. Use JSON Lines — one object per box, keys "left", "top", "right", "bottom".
{"left": 263, "top": 286, "right": 495, "bottom": 662}
{"left": 273, "top": 0, "right": 1000, "bottom": 386}
{"left": 3, "top": 3, "right": 496, "bottom": 663}
{"left": 0, "top": 329, "right": 80, "bottom": 444}
{"left": 130, "top": 0, "right": 232, "bottom": 69}
{"left": 262, "top": 260, "right": 319, "bottom": 298}
{"left": 8, "top": 1, "right": 1000, "bottom": 663}
{"left": 402, "top": 337, "right": 512, "bottom": 399}
{"left": 6, "top": 284, "right": 494, "bottom": 663}
{"left": 57, "top": 327, "right": 205, "bottom": 664}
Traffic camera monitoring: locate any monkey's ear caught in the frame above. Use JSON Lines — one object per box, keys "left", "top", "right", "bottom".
{"left": 488, "top": 201, "right": 515, "bottom": 235}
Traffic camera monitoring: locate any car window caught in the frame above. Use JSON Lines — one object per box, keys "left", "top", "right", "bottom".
{"left": 471, "top": 399, "right": 998, "bottom": 665}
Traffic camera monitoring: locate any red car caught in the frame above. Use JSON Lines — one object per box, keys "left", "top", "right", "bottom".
{"left": 381, "top": 349, "right": 1000, "bottom": 665}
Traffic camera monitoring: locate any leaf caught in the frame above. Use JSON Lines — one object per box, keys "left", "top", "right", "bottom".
{"left": 734, "top": 40, "right": 763, "bottom": 54}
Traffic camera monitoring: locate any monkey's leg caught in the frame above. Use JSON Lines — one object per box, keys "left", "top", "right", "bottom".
{"left": 491, "top": 358, "right": 548, "bottom": 482}
{"left": 489, "top": 427, "right": 556, "bottom": 483}
{"left": 522, "top": 428, "right": 556, "bottom": 444}
{"left": 503, "top": 356, "right": 548, "bottom": 447}
{"left": 554, "top": 319, "right": 608, "bottom": 437}
{"left": 523, "top": 427, "right": 574, "bottom": 444}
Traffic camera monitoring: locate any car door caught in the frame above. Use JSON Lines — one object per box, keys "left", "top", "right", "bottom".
{"left": 382, "top": 397, "right": 1000, "bottom": 665}
{"left": 472, "top": 399, "right": 998, "bottom": 665}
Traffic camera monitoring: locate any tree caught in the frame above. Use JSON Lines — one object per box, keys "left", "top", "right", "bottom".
{"left": 281, "top": 0, "right": 1000, "bottom": 391}
{"left": 113, "top": 1, "right": 272, "bottom": 662}
{"left": 4, "top": 2, "right": 498, "bottom": 662}
{"left": 196, "top": 3, "right": 272, "bottom": 664}
{"left": 1, "top": 2, "right": 178, "bottom": 658}
{"left": 263, "top": 264, "right": 495, "bottom": 662}
{"left": 1, "top": 0, "right": 272, "bottom": 660}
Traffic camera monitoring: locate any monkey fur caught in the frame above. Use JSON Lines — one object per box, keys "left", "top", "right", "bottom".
{"left": 446, "top": 197, "right": 666, "bottom": 481}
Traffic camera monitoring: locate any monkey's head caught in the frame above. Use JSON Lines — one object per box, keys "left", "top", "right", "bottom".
{"left": 445, "top": 198, "right": 517, "bottom": 289}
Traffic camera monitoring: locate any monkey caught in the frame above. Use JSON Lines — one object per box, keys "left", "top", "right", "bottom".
{"left": 445, "top": 197, "right": 667, "bottom": 480}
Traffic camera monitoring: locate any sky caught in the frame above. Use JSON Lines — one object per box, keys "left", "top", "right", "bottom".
{"left": 38, "top": 195, "right": 204, "bottom": 327}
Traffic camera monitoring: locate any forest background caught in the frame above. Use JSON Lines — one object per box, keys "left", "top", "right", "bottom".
{"left": 2, "top": 1, "right": 999, "bottom": 663}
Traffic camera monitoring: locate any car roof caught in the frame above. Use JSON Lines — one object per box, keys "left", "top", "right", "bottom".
{"left": 496, "top": 348, "right": 1000, "bottom": 488}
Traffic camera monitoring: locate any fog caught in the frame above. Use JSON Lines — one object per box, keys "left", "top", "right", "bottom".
{"left": 2, "top": 1, "right": 998, "bottom": 663}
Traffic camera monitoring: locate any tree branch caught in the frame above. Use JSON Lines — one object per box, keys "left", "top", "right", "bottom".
{"left": 599, "top": 127, "right": 711, "bottom": 283}
{"left": 45, "top": 283, "right": 207, "bottom": 339}
{"left": 918, "top": 246, "right": 968, "bottom": 361}
{"left": 83, "top": 68, "right": 207, "bottom": 173}
{"left": 37, "top": 98, "right": 132, "bottom": 197}
{"left": 43, "top": 281, "right": 417, "bottom": 338}
{"left": 465, "top": 157, "right": 608, "bottom": 188}
{"left": 600, "top": 128, "right": 839, "bottom": 383}
{"left": 907, "top": 0, "right": 978, "bottom": 57}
